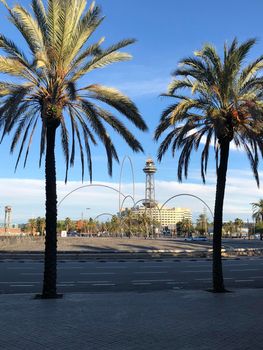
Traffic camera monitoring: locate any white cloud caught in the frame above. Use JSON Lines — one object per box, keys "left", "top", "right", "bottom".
{"left": 1, "top": 172, "right": 263, "bottom": 224}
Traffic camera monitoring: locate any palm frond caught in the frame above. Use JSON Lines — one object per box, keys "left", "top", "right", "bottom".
{"left": 82, "top": 84, "right": 147, "bottom": 130}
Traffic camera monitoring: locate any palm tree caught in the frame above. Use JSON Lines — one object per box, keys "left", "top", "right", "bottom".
{"left": 36, "top": 216, "right": 46, "bottom": 235}
{"left": 252, "top": 199, "right": 263, "bottom": 222}
{"left": 27, "top": 218, "right": 37, "bottom": 235}
{"left": 64, "top": 217, "right": 72, "bottom": 232}
{"left": 0, "top": 0, "right": 147, "bottom": 298}
{"left": 252, "top": 199, "right": 263, "bottom": 240}
{"left": 155, "top": 38, "right": 263, "bottom": 292}
{"left": 234, "top": 218, "right": 243, "bottom": 237}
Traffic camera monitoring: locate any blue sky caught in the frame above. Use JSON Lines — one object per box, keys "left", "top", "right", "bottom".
{"left": 1, "top": 0, "right": 263, "bottom": 223}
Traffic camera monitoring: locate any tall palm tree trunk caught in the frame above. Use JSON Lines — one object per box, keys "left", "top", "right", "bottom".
{"left": 42, "top": 122, "right": 59, "bottom": 298}
{"left": 213, "top": 140, "right": 230, "bottom": 292}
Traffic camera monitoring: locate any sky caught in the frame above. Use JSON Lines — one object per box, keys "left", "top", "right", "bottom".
{"left": 1, "top": 0, "right": 263, "bottom": 223}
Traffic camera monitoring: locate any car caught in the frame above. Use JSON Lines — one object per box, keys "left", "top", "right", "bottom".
{"left": 184, "top": 236, "right": 207, "bottom": 242}
{"left": 194, "top": 236, "right": 208, "bottom": 241}
{"left": 67, "top": 230, "right": 80, "bottom": 237}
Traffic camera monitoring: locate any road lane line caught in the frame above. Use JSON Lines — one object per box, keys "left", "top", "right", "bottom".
{"left": 230, "top": 269, "right": 259, "bottom": 272}
{"left": 58, "top": 267, "right": 83, "bottom": 269}
{"left": 182, "top": 270, "right": 211, "bottom": 273}
{"left": 95, "top": 266, "right": 127, "bottom": 269}
{"left": 132, "top": 279, "right": 174, "bottom": 283}
{"left": 57, "top": 284, "right": 75, "bottom": 287}
{"left": 7, "top": 267, "right": 38, "bottom": 270}
{"left": 235, "top": 279, "right": 254, "bottom": 282}
{"left": 21, "top": 273, "right": 42, "bottom": 275}
{"left": 132, "top": 282, "right": 151, "bottom": 285}
{"left": 80, "top": 272, "right": 115, "bottom": 275}
{"left": 195, "top": 278, "right": 211, "bottom": 281}
{"left": 138, "top": 266, "right": 173, "bottom": 268}
{"left": 10, "top": 284, "right": 35, "bottom": 287}
{"left": 77, "top": 280, "right": 110, "bottom": 284}
{"left": 133, "top": 271, "right": 168, "bottom": 274}
{"left": 166, "top": 281, "right": 188, "bottom": 285}
{"left": 92, "top": 283, "right": 116, "bottom": 286}
{"left": 223, "top": 264, "right": 249, "bottom": 266}
{"left": 3, "top": 281, "right": 40, "bottom": 284}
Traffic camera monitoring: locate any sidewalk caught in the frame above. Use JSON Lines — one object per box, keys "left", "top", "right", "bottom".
{"left": 1, "top": 289, "right": 262, "bottom": 350}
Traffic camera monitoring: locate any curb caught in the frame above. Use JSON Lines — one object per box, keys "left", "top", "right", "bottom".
{"left": 0, "top": 247, "right": 263, "bottom": 260}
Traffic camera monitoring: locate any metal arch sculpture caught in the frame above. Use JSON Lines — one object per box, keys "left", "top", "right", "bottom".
{"left": 120, "top": 195, "right": 136, "bottom": 213}
{"left": 58, "top": 184, "right": 126, "bottom": 208}
{"left": 119, "top": 156, "right": 135, "bottom": 213}
{"left": 93, "top": 213, "right": 114, "bottom": 221}
{"left": 160, "top": 193, "right": 213, "bottom": 219}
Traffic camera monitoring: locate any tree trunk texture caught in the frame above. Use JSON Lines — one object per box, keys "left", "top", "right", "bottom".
{"left": 42, "top": 123, "right": 59, "bottom": 298}
{"left": 213, "top": 140, "right": 230, "bottom": 292}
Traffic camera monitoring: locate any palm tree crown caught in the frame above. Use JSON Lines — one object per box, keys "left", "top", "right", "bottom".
{"left": 155, "top": 38, "right": 263, "bottom": 184}
{"left": 0, "top": 0, "right": 147, "bottom": 180}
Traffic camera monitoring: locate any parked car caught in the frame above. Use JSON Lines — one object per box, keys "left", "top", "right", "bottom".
{"left": 67, "top": 230, "right": 80, "bottom": 237}
{"left": 185, "top": 236, "right": 207, "bottom": 242}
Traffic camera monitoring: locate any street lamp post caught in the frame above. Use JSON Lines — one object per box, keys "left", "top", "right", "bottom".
{"left": 82, "top": 208, "right": 90, "bottom": 233}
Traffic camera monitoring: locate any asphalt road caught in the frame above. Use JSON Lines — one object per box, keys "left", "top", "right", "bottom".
{"left": 0, "top": 257, "right": 263, "bottom": 294}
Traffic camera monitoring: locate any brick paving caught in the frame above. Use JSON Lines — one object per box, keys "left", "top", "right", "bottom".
{"left": 1, "top": 289, "right": 263, "bottom": 349}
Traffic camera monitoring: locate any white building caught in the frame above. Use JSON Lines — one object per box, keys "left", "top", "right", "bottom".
{"left": 134, "top": 205, "right": 192, "bottom": 227}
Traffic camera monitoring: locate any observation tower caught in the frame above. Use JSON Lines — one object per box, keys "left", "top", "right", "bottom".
{"left": 143, "top": 158, "right": 157, "bottom": 208}
{"left": 4, "top": 205, "right": 12, "bottom": 230}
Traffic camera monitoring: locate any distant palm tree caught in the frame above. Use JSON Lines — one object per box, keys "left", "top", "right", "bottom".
{"left": 234, "top": 218, "right": 243, "bottom": 237}
{"left": 36, "top": 216, "right": 46, "bottom": 236}
{"left": 155, "top": 38, "right": 263, "bottom": 292}
{"left": 0, "top": 0, "right": 147, "bottom": 298}
{"left": 28, "top": 218, "right": 37, "bottom": 235}
{"left": 64, "top": 217, "right": 72, "bottom": 232}
{"left": 252, "top": 199, "right": 263, "bottom": 222}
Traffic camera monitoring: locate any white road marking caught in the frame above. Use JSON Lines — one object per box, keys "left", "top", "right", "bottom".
{"left": 195, "top": 278, "right": 211, "bottom": 281}
{"left": 230, "top": 269, "right": 259, "bottom": 272}
{"left": 80, "top": 272, "right": 116, "bottom": 275}
{"left": 252, "top": 276, "right": 263, "bottom": 278}
{"left": 58, "top": 267, "right": 83, "bottom": 269}
{"left": 182, "top": 270, "right": 211, "bottom": 273}
{"left": 132, "top": 279, "right": 174, "bottom": 283}
{"left": 139, "top": 266, "right": 173, "bottom": 268}
{"left": 133, "top": 271, "right": 168, "bottom": 274}
{"left": 1, "top": 281, "right": 40, "bottom": 284}
{"left": 132, "top": 282, "right": 151, "bottom": 285}
{"left": 21, "top": 273, "right": 42, "bottom": 275}
{"left": 10, "top": 284, "right": 35, "bottom": 287}
{"left": 77, "top": 280, "right": 110, "bottom": 284}
{"left": 95, "top": 266, "right": 127, "bottom": 269}
{"left": 166, "top": 281, "right": 188, "bottom": 285}
{"left": 223, "top": 264, "right": 249, "bottom": 266}
{"left": 7, "top": 267, "right": 38, "bottom": 270}
{"left": 92, "top": 283, "right": 116, "bottom": 286}
{"left": 57, "top": 284, "right": 75, "bottom": 287}
{"left": 235, "top": 279, "right": 254, "bottom": 282}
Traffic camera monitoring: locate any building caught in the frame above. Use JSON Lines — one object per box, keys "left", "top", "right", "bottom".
{"left": 134, "top": 204, "right": 192, "bottom": 228}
